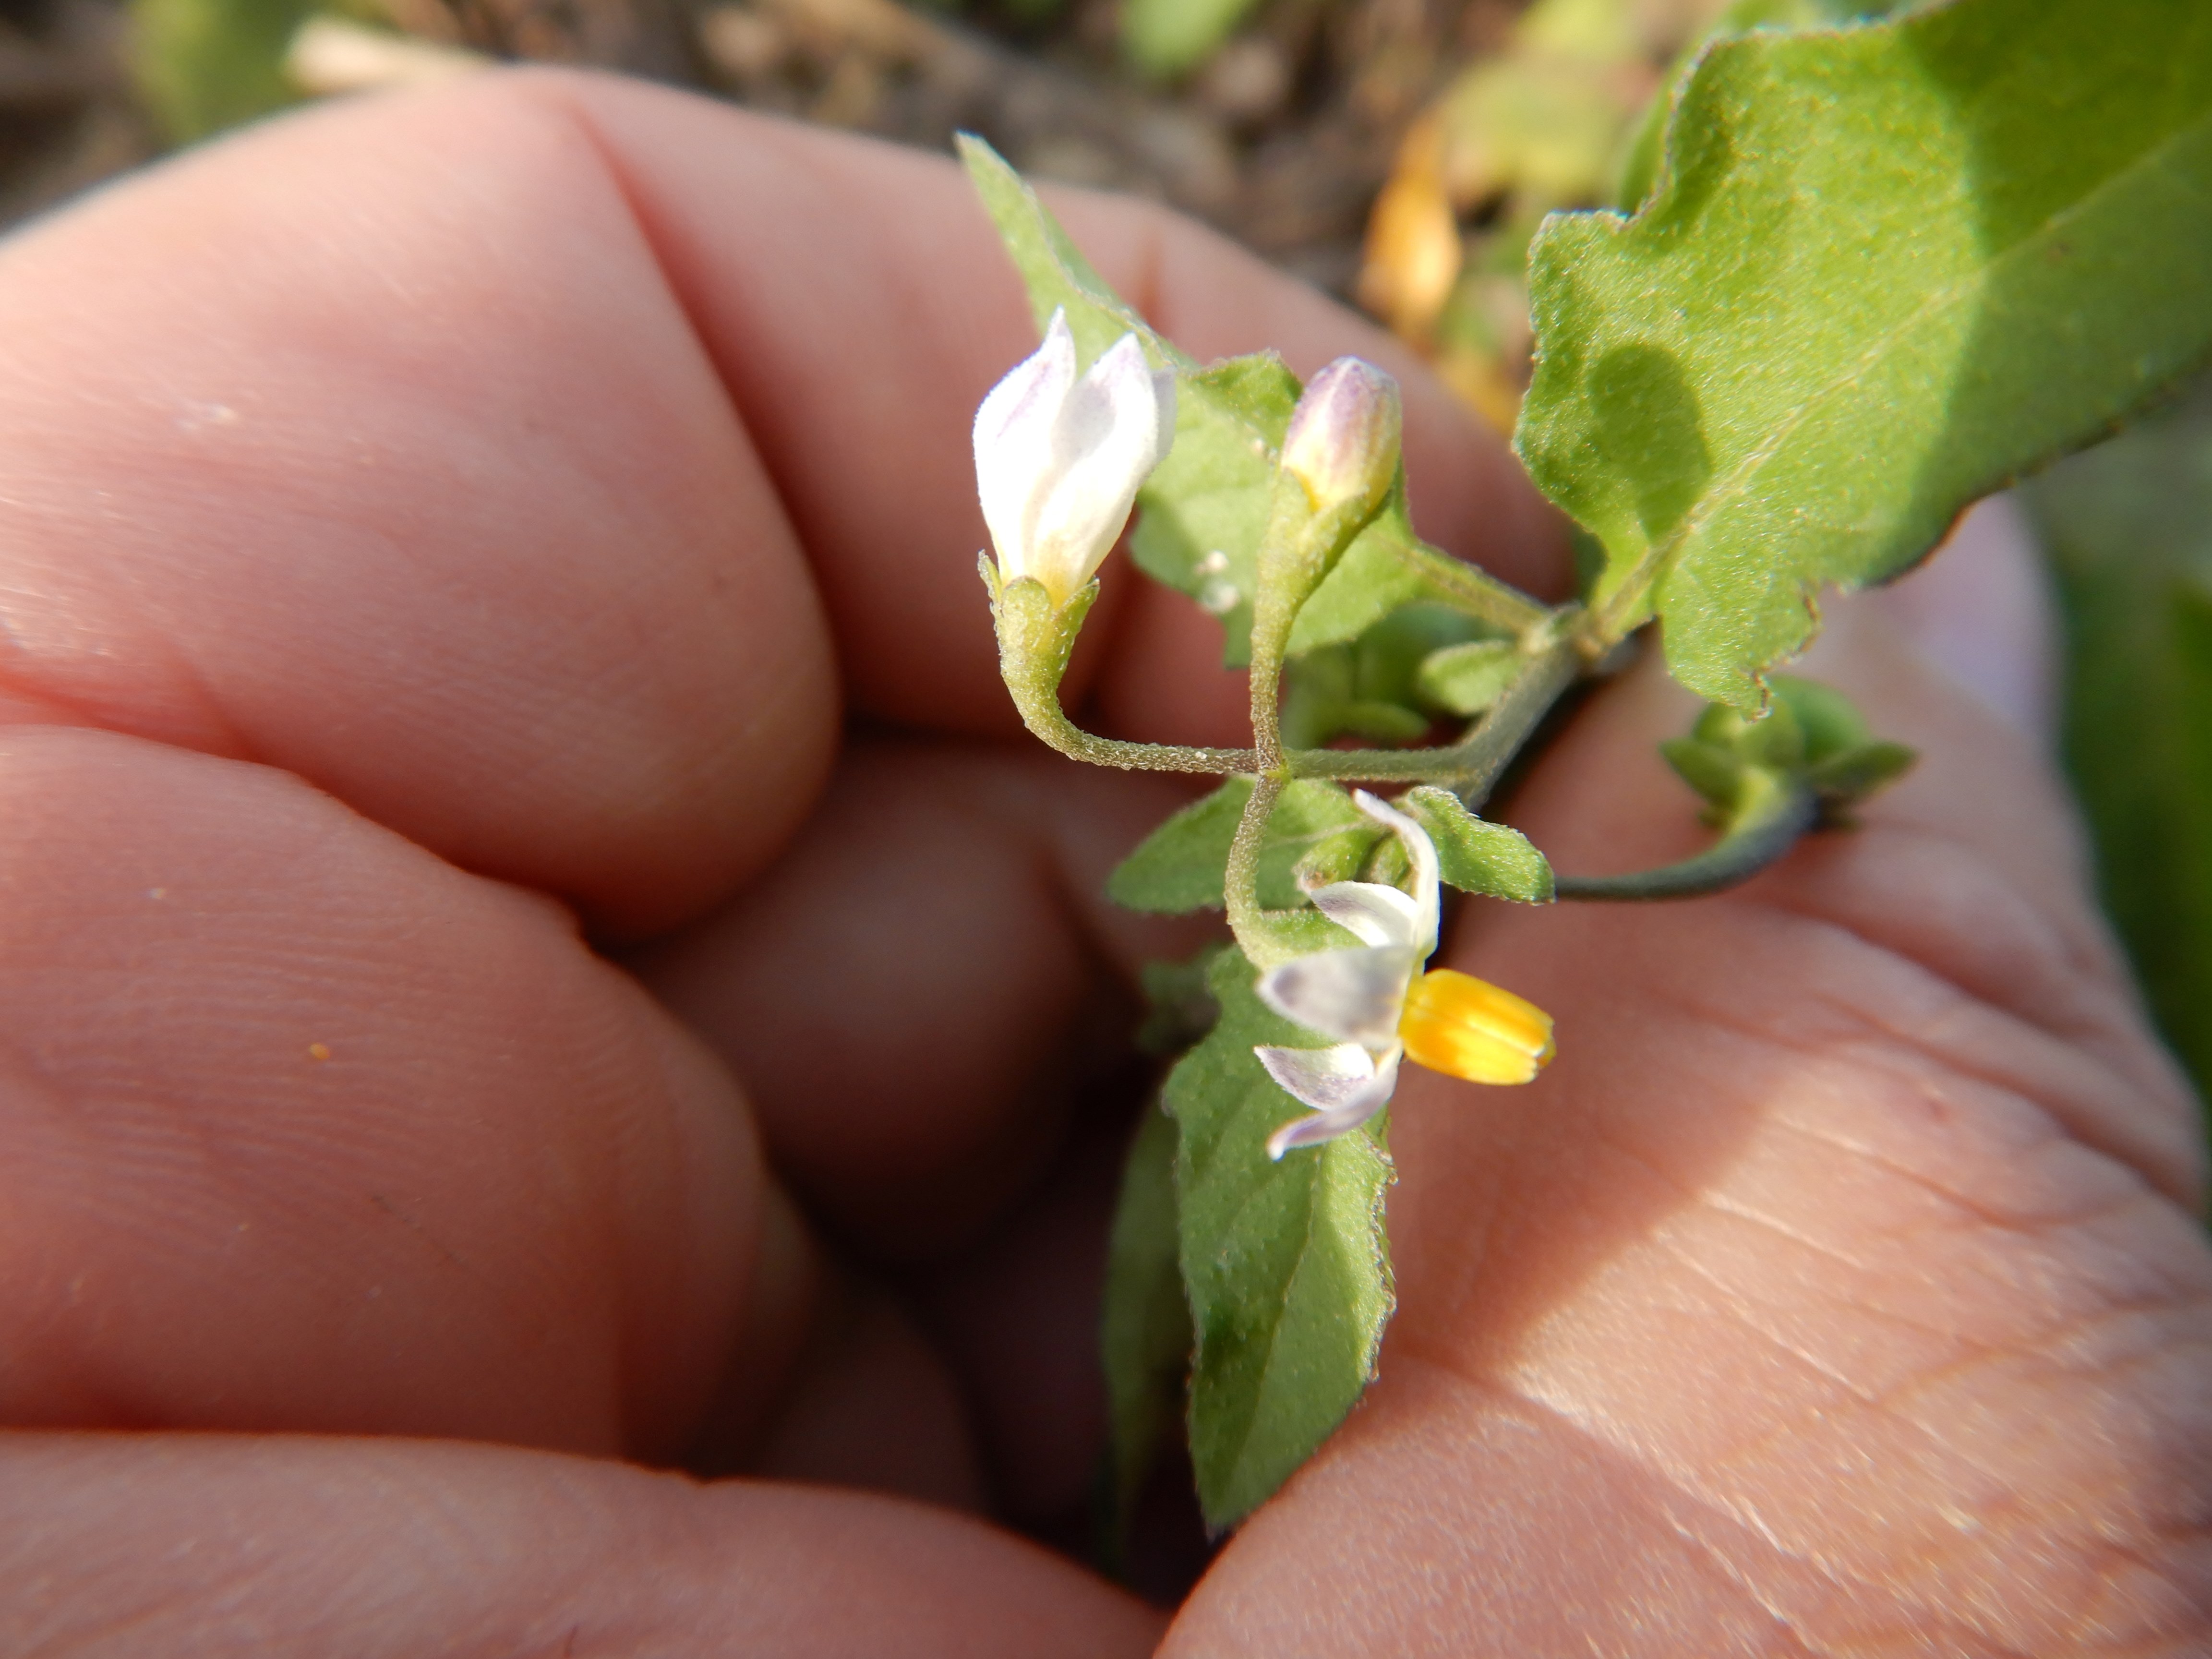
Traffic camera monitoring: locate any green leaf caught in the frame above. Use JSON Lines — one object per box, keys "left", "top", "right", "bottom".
{"left": 958, "top": 135, "right": 1187, "bottom": 373}
{"left": 1108, "top": 779, "right": 1372, "bottom": 913}
{"left": 130, "top": 0, "right": 318, "bottom": 143}
{"left": 1099, "top": 1098, "right": 1193, "bottom": 1559}
{"left": 1136, "top": 948, "right": 1226, "bottom": 1058}
{"left": 1169, "top": 949, "right": 1395, "bottom": 1530}
{"left": 1416, "top": 640, "right": 1521, "bottom": 716}
{"left": 1613, "top": 0, "right": 1828, "bottom": 213}
{"left": 1130, "top": 354, "right": 1301, "bottom": 665}
{"left": 1400, "top": 786, "right": 1555, "bottom": 902}
{"left": 1121, "top": 0, "right": 1261, "bottom": 79}
{"left": 2023, "top": 369, "right": 2212, "bottom": 1104}
{"left": 1518, "top": 0, "right": 2212, "bottom": 706}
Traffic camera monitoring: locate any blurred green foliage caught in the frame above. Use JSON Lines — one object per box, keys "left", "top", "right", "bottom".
{"left": 129, "top": 0, "right": 320, "bottom": 143}
{"left": 2025, "top": 374, "right": 2212, "bottom": 1105}
{"left": 1121, "top": 0, "right": 1261, "bottom": 80}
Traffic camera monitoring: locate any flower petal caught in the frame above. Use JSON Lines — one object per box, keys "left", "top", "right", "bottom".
{"left": 1026, "top": 332, "right": 1174, "bottom": 600}
{"left": 1309, "top": 879, "right": 1423, "bottom": 948}
{"left": 1398, "top": 967, "right": 1554, "bottom": 1083}
{"left": 1257, "top": 1044, "right": 1402, "bottom": 1159}
{"left": 973, "top": 310, "right": 1077, "bottom": 584}
{"left": 1352, "top": 789, "right": 1440, "bottom": 951}
{"left": 1257, "top": 943, "right": 1419, "bottom": 1046}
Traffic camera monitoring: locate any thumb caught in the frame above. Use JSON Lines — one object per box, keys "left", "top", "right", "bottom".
{"left": 1169, "top": 522, "right": 2210, "bottom": 1654}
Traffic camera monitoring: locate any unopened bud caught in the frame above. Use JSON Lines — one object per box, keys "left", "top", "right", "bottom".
{"left": 1280, "top": 358, "right": 1402, "bottom": 518}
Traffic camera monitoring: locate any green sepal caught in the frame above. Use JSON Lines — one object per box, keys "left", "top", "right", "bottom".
{"left": 1415, "top": 639, "right": 1522, "bottom": 716}
{"left": 1400, "top": 785, "right": 1555, "bottom": 902}
{"left": 1659, "top": 737, "right": 1746, "bottom": 813}
{"left": 1108, "top": 778, "right": 1369, "bottom": 913}
{"left": 983, "top": 559, "right": 1098, "bottom": 703}
{"left": 1169, "top": 948, "right": 1395, "bottom": 1531}
{"left": 1806, "top": 740, "right": 1918, "bottom": 808}
{"left": 1694, "top": 696, "right": 1805, "bottom": 770}
{"left": 1769, "top": 673, "right": 1874, "bottom": 763}
{"left": 1098, "top": 1098, "right": 1194, "bottom": 1564}
{"left": 1361, "top": 827, "right": 1411, "bottom": 890}
{"left": 1292, "top": 824, "right": 1388, "bottom": 892}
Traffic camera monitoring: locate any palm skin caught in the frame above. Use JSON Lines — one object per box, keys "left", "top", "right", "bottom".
{"left": 0, "top": 70, "right": 2201, "bottom": 1657}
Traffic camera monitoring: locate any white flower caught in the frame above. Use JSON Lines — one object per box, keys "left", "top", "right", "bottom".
{"left": 974, "top": 309, "right": 1177, "bottom": 608}
{"left": 1255, "top": 790, "right": 1553, "bottom": 1159}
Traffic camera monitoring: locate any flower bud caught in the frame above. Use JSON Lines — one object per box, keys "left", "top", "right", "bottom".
{"left": 1279, "top": 358, "right": 1402, "bottom": 520}
{"left": 973, "top": 309, "right": 1177, "bottom": 609}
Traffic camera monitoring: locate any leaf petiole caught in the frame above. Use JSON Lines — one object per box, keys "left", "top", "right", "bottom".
{"left": 1553, "top": 767, "right": 1819, "bottom": 901}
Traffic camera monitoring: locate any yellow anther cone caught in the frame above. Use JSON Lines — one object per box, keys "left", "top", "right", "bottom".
{"left": 1396, "top": 968, "right": 1554, "bottom": 1084}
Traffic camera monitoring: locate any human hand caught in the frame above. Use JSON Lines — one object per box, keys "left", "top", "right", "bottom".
{"left": 0, "top": 71, "right": 2201, "bottom": 1656}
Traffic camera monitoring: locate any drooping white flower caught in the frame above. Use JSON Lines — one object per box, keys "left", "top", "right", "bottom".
{"left": 974, "top": 309, "right": 1177, "bottom": 608}
{"left": 1255, "top": 790, "right": 1553, "bottom": 1159}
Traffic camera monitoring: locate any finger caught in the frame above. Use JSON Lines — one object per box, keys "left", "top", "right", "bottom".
{"left": 0, "top": 72, "right": 1559, "bottom": 934}
{"left": 635, "top": 737, "right": 1212, "bottom": 1260}
{"left": 1170, "top": 596, "right": 2211, "bottom": 1651}
{"left": 0, "top": 726, "right": 768, "bottom": 1457}
{"left": 0, "top": 1433, "right": 1163, "bottom": 1659}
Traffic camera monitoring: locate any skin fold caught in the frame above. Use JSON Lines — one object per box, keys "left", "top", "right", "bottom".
{"left": 0, "top": 68, "right": 2200, "bottom": 1657}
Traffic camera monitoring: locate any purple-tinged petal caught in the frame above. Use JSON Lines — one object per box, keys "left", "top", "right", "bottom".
{"left": 1309, "top": 879, "right": 1422, "bottom": 949}
{"left": 1257, "top": 943, "right": 1419, "bottom": 1046}
{"left": 1260, "top": 1045, "right": 1402, "bottom": 1158}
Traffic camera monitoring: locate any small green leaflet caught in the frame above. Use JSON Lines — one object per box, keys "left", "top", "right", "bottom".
{"left": 960, "top": 135, "right": 1484, "bottom": 668}
{"left": 1167, "top": 948, "right": 1395, "bottom": 1530}
{"left": 1400, "top": 786, "right": 1555, "bottom": 902}
{"left": 1517, "top": 0, "right": 2212, "bottom": 706}
{"left": 1098, "top": 1099, "right": 1192, "bottom": 1562}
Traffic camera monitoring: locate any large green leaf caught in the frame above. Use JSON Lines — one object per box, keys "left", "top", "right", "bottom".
{"left": 1518, "top": 0, "right": 2212, "bottom": 706}
{"left": 1098, "top": 1098, "right": 1192, "bottom": 1558}
{"left": 1167, "top": 949, "right": 1395, "bottom": 1529}
{"left": 2023, "top": 373, "right": 2212, "bottom": 1107}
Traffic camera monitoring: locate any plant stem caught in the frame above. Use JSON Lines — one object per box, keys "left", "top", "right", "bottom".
{"left": 1003, "top": 674, "right": 1257, "bottom": 773}
{"left": 1554, "top": 772, "right": 1819, "bottom": 901}
{"left": 999, "top": 605, "right": 1591, "bottom": 787}
{"left": 1398, "top": 539, "right": 1555, "bottom": 636}
{"left": 1286, "top": 629, "right": 1583, "bottom": 806}
{"left": 1223, "top": 774, "right": 1294, "bottom": 968}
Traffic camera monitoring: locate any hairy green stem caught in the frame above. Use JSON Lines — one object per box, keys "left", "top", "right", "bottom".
{"left": 1004, "top": 676, "right": 1257, "bottom": 773}
{"left": 1223, "top": 774, "right": 1293, "bottom": 968}
{"left": 1397, "top": 540, "right": 1555, "bottom": 636}
{"left": 1288, "top": 629, "right": 1583, "bottom": 806}
{"left": 1554, "top": 772, "right": 1819, "bottom": 901}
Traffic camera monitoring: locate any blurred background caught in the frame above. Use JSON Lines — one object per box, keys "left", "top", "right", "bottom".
{"left": 1, "top": 0, "right": 2206, "bottom": 1111}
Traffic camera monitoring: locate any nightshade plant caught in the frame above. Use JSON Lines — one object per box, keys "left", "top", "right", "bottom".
{"left": 962, "top": 0, "right": 2212, "bottom": 1540}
